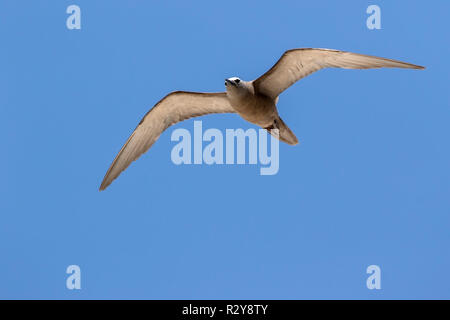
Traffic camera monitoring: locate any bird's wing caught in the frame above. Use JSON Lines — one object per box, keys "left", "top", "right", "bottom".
{"left": 253, "top": 48, "right": 425, "bottom": 99}
{"left": 100, "top": 91, "right": 235, "bottom": 190}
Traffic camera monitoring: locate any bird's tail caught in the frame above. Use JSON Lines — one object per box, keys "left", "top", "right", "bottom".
{"left": 266, "top": 117, "right": 298, "bottom": 145}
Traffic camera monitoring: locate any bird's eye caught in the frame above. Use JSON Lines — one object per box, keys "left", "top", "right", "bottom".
{"left": 235, "top": 79, "right": 240, "bottom": 84}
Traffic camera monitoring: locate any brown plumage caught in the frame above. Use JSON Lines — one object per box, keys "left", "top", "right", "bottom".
{"left": 100, "top": 48, "right": 424, "bottom": 190}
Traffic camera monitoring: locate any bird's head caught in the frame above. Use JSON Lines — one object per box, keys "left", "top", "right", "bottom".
{"left": 225, "top": 77, "right": 249, "bottom": 98}
{"left": 225, "top": 76, "right": 241, "bottom": 86}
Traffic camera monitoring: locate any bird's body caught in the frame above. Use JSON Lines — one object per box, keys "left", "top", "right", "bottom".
{"left": 224, "top": 78, "right": 297, "bottom": 144}
{"left": 99, "top": 48, "right": 424, "bottom": 190}
{"left": 225, "top": 79, "right": 275, "bottom": 127}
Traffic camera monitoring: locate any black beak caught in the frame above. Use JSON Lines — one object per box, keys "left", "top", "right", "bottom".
{"left": 225, "top": 79, "right": 235, "bottom": 86}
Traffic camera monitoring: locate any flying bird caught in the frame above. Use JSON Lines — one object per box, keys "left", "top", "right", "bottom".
{"left": 100, "top": 48, "right": 424, "bottom": 190}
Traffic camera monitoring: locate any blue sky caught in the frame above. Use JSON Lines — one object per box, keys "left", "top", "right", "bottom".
{"left": 0, "top": 1, "right": 449, "bottom": 299}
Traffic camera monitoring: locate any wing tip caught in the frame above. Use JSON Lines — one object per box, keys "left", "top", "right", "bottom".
{"left": 98, "top": 181, "right": 108, "bottom": 191}
{"left": 99, "top": 176, "right": 113, "bottom": 191}
{"left": 401, "top": 63, "right": 425, "bottom": 70}
{"left": 402, "top": 61, "right": 425, "bottom": 70}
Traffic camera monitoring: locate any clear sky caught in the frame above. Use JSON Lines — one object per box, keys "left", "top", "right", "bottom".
{"left": 0, "top": 1, "right": 449, "bottom": 299}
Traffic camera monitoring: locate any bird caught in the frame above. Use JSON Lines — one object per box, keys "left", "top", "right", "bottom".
{"left": 99, "top": 48, "right": 424, "bottom": 190}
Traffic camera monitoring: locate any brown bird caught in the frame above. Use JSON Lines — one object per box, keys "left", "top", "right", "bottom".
{"left": 99, "top": 48, "right": 424, "bottom": 190}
